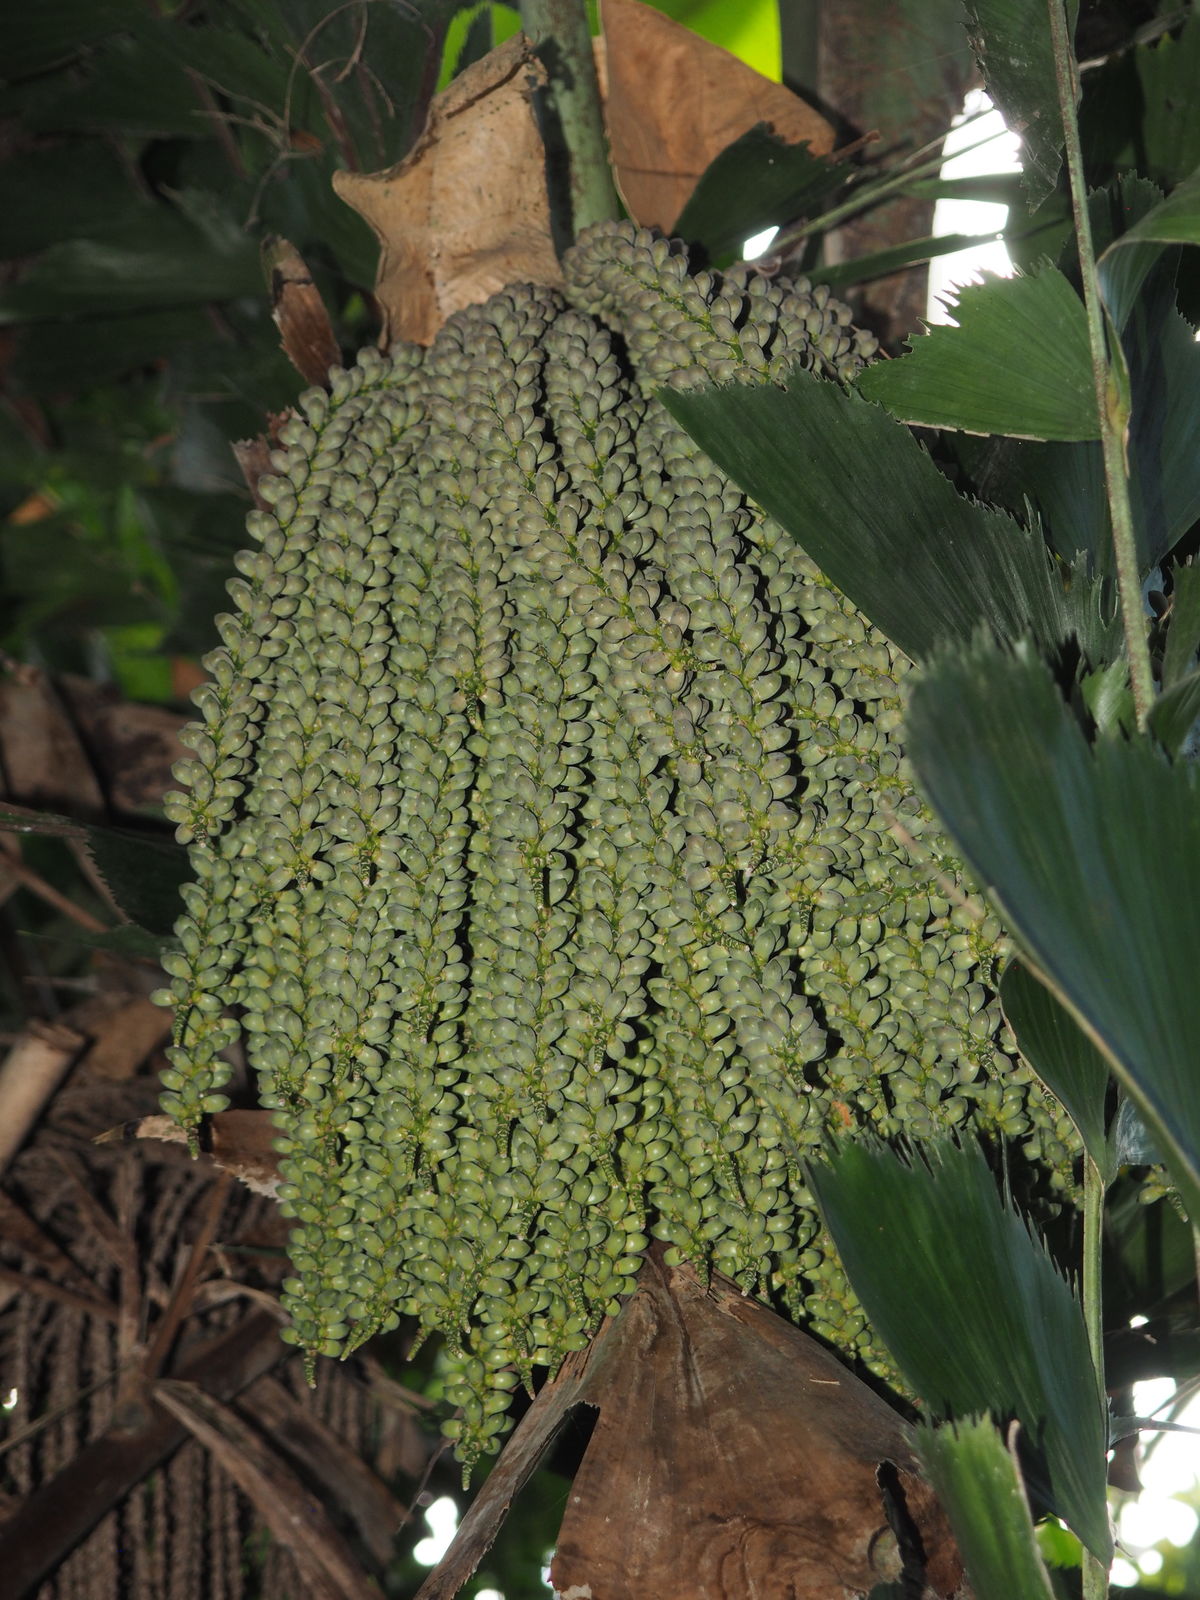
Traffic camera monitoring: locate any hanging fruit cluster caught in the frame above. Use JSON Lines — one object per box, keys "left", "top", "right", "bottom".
{"left": 158, "top": 222, "right": 1077, "bottom": 1463}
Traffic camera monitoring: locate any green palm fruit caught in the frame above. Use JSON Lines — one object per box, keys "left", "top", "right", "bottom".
{"left": 157, "top": 220, "right": 1078, "bottom": 1466}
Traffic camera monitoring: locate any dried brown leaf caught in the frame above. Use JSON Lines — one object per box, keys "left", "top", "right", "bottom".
{"left": 169, "top": 657, "right": 208, "bottom": 700}
{"left": 331, "top": 5, "right": 834, "bottom": 349}
{"left": 0, "top": 664, "right": 185, "bottom": 826}
{"left": 142, "top": 1175, "right": 232, "bottom": 1380}
{"left": 0, "top": 1190, "right": 89, "bottom": 1282}
{"left": 357, "top": 1353, "right": 440, "bottom": 1483}
{"left": 240, "top": 1376, "right": 410, "bottom": 1567}
{"left": 0, "top": 800, "right": 87, "bottom": 839}
{"left": 414, "top": 1344, "right": 594, "bottom": 1600}
{"left": 98, "top": 1109, "right": 282, "bottom": 1197}
{"left": 0, "top": 1263, "right": 117, "bottom": 1323}
{"left": 58, "top": 677, "right": 187, "bottom": 818}
{"left": 77, "top": 993, "right": 171, "bottom": 1082}
{"left": 600, "top": 0, "right": 834, "bottom": 231}
{"left": 0, "top": 843, "right": 108, "bottom": 933}
{"left": 263, "top": 235, "right": 341, "bottom": 387}
{"left": 553, "top": 1254, "right": 962, "bottom": 1599}
{"left": 232, "top": 435, "right": 275, "bottom": 507}
{"left": 0, "top": 1022, "right": 87, "bottom": 1177}
{"left": 334, "top": 35, "right": 560, "bottom": 344}
{"left": 154, "top": 1379, "right": 385, "bottom": 1600}
{"left": 0, "top": 661, "right": 105, "bottom": 819}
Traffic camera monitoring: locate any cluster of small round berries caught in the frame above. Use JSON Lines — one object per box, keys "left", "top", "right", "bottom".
{"left": 158, "top": 221, "right": 1077, "bottom": 1465}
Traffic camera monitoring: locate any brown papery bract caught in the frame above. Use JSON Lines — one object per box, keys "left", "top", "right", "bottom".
{"left": 334, "top": 1, "right": 836, "bottom": 345}
{"left": 600, "top": 0, "right": 834, "bottom": 232}
{"left": 334, "top": 37, "right": 561, "bottom": 346}
{"left": 418, "top": 1251, "right": 964, "bottom": 1600}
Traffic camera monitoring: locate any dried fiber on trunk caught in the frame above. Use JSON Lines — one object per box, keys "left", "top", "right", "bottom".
{"left": 1, "top": 1126, "right": 387, "bottom": 1599}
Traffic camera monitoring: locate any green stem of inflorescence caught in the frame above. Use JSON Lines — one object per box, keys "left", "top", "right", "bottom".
{"left": 1051, "top": 9, "right": 1200, "bottom": 1584}
{"left": 1048, "top": 13, "right": 1123, "bottom": 1596}
{"left": 1047, "top": 0, "right": 1154, "bottom": 732}
{"left": 518, "top": 0, "right": 620, "bottom": 240}
{"left": 1081, "top": 1156, "right": 1105, "bottom": 1401}
{"left": 1081, "top": 1152, "right": 1109, "bottom": 1600}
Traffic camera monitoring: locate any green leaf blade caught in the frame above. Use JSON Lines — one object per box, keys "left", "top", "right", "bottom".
{"left": 83, "top": 828, "right": 190, "bottom": 939}
{"left": 0, "top": 217, "right": 263, "bottom": 323}
{"left": 673, "top": 124, "right": 845, "bottom": 261}
{"left": 962, "top": 0, "right": 1078, "bottom": 210}
{"left": 905, "top": 637, "right": 1200, "bottom": 1222}
{"left": 0, "top": 0, "right": 140, "bottom": 80}
{"left": 813, "top": 231, "right": 1006, "bottom": 294}
{"left": 915, "top": 1417, "right": 1057, "bottom": 1600}
{"left": 1162, "top": 565, "right": 1200, "bottom": 690}
{"left": 0, "top": 804, "right": 187, "bottom": 941}
{"left": 857, "top": 268, "right": 1099, "bottom": 440}
{"left": 807, "top": 1138, "right": 1111, "bottom": 1559}
{"left": 1148, "top": 670, "right": 1200, "bottom": 757}
{"left": 1000, "top": 960, "right": 1111, "bottom": 1175}
{"left": 662, "top": 372, "right": 1077, "bottom": 663}
{"left": 1108, "top": 164, "right": 1200, "bottom": 253}
{"left": 961, "top": 297, "right": 1200, "bottom": 573}
{"left": 1079, "top": 14, "right": 1200, "bottom": 195}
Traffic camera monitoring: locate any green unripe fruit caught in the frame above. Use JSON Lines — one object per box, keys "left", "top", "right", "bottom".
{"left": 158, "top": 221, "right": 1076, "bottom": 1466}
